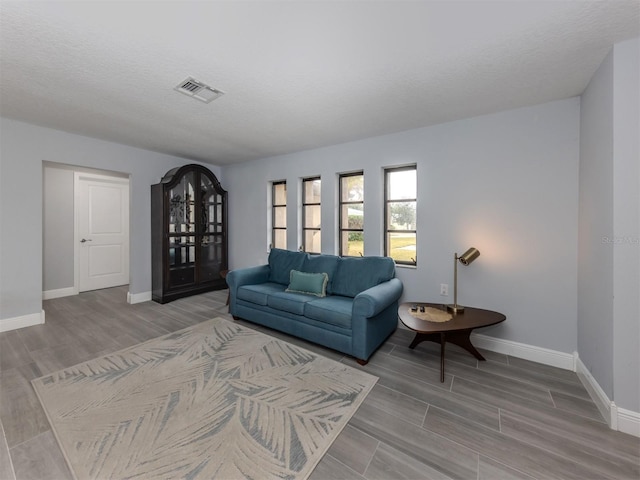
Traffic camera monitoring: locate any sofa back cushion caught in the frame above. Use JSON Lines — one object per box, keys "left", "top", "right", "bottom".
{"left": 268, "top": 248, "right": 306, "bottom": 285}
{"left": 301, "top": 254, "right": 340, "bottom": 294}
{"left": 332, "top": 256, "right": 396, "bottom": 298}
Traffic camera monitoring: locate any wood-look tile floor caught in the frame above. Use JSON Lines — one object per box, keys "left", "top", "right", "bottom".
{"left": 1, "top": 286, "right": 638, "bottom": 479}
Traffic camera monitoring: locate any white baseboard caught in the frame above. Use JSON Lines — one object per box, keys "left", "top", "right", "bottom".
{"left": 617, "top": 408, "right": 640, "bottom": 437}
{"left": 575, "top": 356, "right": 615, "bottom": 426}
{"left": 0, "top": 310, "right": 45, "bottom": 333}
{"left": 43, "top": 286, "right": 77, "bottom": 300}
{"left": 127, "top": 291, "right": 152, "bottom": 304}
{"left": 575, "top": 355, "right": 640, "bottom": 438}
{"left": 471, "top": 333, "right": 576, "bottom": 371}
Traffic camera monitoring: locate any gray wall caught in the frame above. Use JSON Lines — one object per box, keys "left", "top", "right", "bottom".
{"left": 578, "top": 37, "right": 639, "bottom": 412}
{"left": 223, "top": 98, "right": 580, "bottom": 354}
{"left": 612, "top": 38, "right": 640, "bottom": 413}
{"left": 43, "top": 165, "right": 75, "bottom": 292}
{"left": 0, "top": 118, "right": 221, "bottom": 321}
{"left": 578, "top": 49, "right": 615, "bottom": 399}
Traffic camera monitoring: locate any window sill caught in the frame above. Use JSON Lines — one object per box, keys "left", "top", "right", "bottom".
{"left": 396, "top": 264, "right": 417, "bottom": 270}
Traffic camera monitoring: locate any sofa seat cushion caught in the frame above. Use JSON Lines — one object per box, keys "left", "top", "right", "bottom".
{"left": 304, "top": 296, "right": 353, "bottom": 330}
{"left": 237, "top": 282, "right": 286, "bottom": 306}
{"left": 267, "top": 291, "right": 317, "bottom": 315}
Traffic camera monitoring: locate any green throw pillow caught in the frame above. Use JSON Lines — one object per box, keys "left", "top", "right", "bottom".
{"left": 286, "top": 270, "right": 328, "bottom": 297}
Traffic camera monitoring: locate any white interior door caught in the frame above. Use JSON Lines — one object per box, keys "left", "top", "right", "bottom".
{"left": 76, "top": 172, "right": 130, "bottom": 292}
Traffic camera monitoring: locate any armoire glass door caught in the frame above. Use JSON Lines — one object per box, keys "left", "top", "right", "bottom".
{"left": 168, "top": 171, "right": 196, "bottom": 287}
{"left": 199, "top": 174, "right": 224, "bottom": 284}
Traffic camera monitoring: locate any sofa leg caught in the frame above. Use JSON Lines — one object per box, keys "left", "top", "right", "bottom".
{"left": 356, "top": 358, "right": 368, "bottom": 366}
{"left": 232, "top": 315, "right": 241, "bottom": 321}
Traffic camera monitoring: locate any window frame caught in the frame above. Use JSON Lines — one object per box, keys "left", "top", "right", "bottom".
{"left": 302, "top": 176, "right": 321, "bottom": 254}
{"left": 338, "top": 171, "right": 364, "bottom": 257}
{"left": 384, "top": 165, "right": 417, "bottom": 266}
{"left": 271, "top": 180, "right": 287, "bottom": 250}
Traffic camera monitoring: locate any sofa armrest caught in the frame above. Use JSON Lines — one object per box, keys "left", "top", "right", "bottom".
{"left": 226, "top": 265, "right": 270, "bottom": 316}
{"left": 353, "top": 277, "right": 403, "bottom": 318}
{"left": 226, "top": 265, "right": 270, "bottom": 290}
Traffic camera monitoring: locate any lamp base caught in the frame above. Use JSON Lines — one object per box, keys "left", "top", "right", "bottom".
{"left": 446, "top": 304, "right": 465, "bottom": 314}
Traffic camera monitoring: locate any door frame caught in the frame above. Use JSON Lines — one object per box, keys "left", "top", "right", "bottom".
{"left": 74, "top": 171, "right": 131, "bottom": 294}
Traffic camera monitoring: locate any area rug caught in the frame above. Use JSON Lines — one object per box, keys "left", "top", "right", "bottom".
{"left": 32, "top": 317, "right": 377, "bottom": 480}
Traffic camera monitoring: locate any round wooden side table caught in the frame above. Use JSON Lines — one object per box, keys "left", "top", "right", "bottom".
{"left": 398, "top": 302, "right": 506, "bottom": 382}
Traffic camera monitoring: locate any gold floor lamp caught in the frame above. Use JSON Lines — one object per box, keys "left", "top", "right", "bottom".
{"left": 447, "top": 247, "right": 480, "bottom": 314}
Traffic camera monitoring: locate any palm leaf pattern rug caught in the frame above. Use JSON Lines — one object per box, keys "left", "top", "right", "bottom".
{"left": 32, "top": 317, "right": 377, "bottom": 479}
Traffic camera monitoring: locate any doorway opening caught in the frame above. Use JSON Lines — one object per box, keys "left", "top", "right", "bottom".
{"left": 42, "top": 162, "right": 130, "bottom": 300}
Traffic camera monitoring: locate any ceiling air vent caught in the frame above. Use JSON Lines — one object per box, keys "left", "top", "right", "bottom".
{"left": 174, "top": 77, "right": 225, "bottom": 103}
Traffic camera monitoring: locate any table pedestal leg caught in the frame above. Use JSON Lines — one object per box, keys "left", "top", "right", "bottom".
{"left": 439, "top": 332, "right": 446, "bottom": 382}
{"left": 408, "top": 332, "right": 438, "bottom": 349}
{"left": 408, "top": 328, "right": 485, "bottom": 382}
{"left": 444, "top": 329, "right": 486, "bottom": 361}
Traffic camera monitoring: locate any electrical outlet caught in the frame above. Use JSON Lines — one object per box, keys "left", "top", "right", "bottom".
{"left": 440, "top": 283, "right": 449, "bottom": 296}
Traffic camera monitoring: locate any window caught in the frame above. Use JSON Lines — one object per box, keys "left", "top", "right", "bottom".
{"left": 339, "top": 172, "right": 364, "bottom": 257}
{"left": 271, "top": 181, "right": 286, "bottom": 249}
{"left": 385, "top": 166, "right": 417, "bottom": 265}
{"left": 302, "top": 177, "right": 321, "bottom": 254}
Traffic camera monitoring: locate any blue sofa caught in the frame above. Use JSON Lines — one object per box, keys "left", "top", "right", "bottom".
{"left": 226, "top": 248, "right": 403, "bottom": 364}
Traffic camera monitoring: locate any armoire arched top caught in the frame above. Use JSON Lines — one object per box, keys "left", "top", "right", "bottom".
{"left": 160, "top": 163, "right": 226, "bottom": 195}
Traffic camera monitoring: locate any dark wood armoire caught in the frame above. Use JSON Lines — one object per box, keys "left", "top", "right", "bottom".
{"left": 151, "top": 164, "right": 227, "bottom": 303}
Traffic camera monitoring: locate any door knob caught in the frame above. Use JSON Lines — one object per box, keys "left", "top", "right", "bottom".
{"left": 80, "top": 238, "right": 92, "bottom": 243}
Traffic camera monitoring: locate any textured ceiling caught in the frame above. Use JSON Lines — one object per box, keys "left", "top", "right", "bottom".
{"left": 1, "top": 1, "right": 638, "bottom": 165}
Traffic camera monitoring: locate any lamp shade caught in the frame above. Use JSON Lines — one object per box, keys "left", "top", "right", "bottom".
{"left": 458, "top": 247, "right": 480, "bottom": 266}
